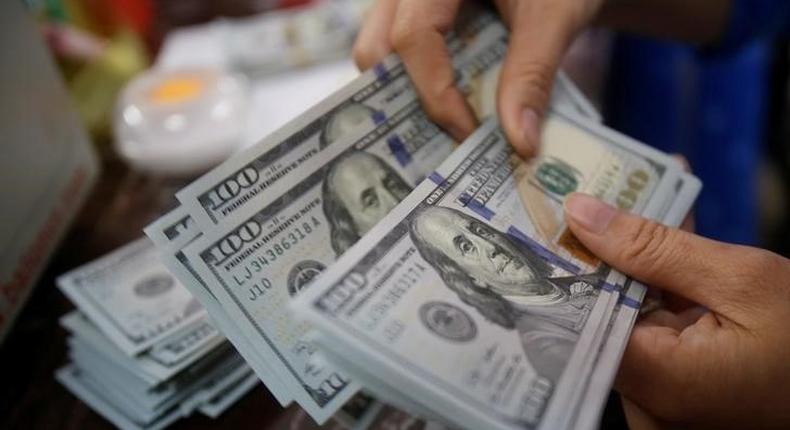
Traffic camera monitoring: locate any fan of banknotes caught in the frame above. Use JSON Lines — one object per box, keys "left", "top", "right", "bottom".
{"left": 55, "top": 238, "right": 261, "bottom": 430}
{"left": 95, "top": 9, "right": 697, "bottom": 430}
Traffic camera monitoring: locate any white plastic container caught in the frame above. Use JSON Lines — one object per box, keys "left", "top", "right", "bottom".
{"left": 114, "top": 67, "right": 249, "bottom": 176}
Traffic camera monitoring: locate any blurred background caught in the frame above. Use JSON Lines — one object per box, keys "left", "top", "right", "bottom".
{"left": 0, "top": 0, "right": 788, "bottom": 429}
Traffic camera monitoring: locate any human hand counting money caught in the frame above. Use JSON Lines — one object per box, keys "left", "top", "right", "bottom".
{"left": 564, "top": 192, "right": 790, "bottom": 429}
{"left": 353, "top": 0, "right": 605, "bottom": 157}
{"left": 352, "top": 0, "right": 730, "bottom": 158}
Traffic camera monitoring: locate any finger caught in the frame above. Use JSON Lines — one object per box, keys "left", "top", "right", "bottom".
{"left": 669, "top": 154, "right": 696, "bottom": 233}
{"left": 353, "top": 0, "right": 400, "bottom": 70}
{"left": 621, "top": 397, "right": 666, "bottom": 430}
{"left": 563, "top": 192, "right": 753, "bottom": 313}
{"left": 497, "top": 1, "right": 582, "bottom": 158}
{"left": 615, "top": 324, "right": 687, "bottom": 419}
{"left": 643, "top": 288, "right": 698, "bottom": 314}
{"left": 616, "top": 311, "right": 727, "bottom": 421}
{"left": 638, "top": 309, "right": 689, "bottom": 331}
{"left": 390, "top": 0, "right": 478, "bottom": 141}
{"left": 679, "top": 213, "right": 695, "bottom": 233}
{"left": 639, "top": 306, "right": 708, "bottom": 331}
{"left": 670, "top": 153, "right": 690, "bottom": 172}
{"left": 662, "top": 292, "right": 697, "bottom": 313}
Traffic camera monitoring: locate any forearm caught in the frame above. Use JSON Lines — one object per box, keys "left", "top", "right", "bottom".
{"left": 597, "top": 0, "right": 732, "bottom": 45}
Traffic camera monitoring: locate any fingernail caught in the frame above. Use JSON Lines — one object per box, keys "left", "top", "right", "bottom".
{"left": 520, "top": 108, "right": 540, "bottom": 157}
{"left": 447, "top": 125, "right": 466, "bottom": 142}
{"left": 564, "top": 193, "right": 617, "bottom": 234}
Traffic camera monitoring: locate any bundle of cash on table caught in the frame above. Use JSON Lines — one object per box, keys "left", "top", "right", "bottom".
{"left": 55, "top": 238, "right": 261, "bottom": 430}
{"left": 139, "top": 11, "right": 700, "bottom": 430}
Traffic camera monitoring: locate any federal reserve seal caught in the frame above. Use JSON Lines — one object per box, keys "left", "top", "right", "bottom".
{"left": 287, "top": 260, "right": 326, "bottom": 297}
{"left": 134, "top": 274, "right": 174, "bottom": 298}
{"left": 419, "top": 301, "right": 477, "bottom": 342}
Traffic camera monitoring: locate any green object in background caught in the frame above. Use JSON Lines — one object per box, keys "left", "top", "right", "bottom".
{"left": 68, "top": 29, "right": 148, "bottom": 139}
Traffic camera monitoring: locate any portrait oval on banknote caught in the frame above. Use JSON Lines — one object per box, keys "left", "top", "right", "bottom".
{"left": 419, "top": 301, "right": 477, "bottom": 342}
{"left": 133, "top": 274, "right": 175, "bottom": 298}
{"left": 319, "top": 102, "right": 376, "bottom": 149}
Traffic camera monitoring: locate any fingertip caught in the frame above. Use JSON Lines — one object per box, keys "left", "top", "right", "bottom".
{"left": 426, "top": 87, "right": 478, "bottom": 143}
{"left": 563, "top": 192, "right": 618, "bottom": 235}
{"left": 499, "top": 97, "right": 543, "bottom": 159}
{"left": 511, "top": 140, "right": 536, "bottom": 159}
{"left": 519, "top": 108, "right": 541, "bottom": 156}
{"left": 351, "top": 47, "right": 369, "bottom": 71}
{"left": 504, "top": 110, "right": 540, "bottom": 159}
{"left": 446, "top": 124, "right": 472, "bottom": 143}
{"left": 669, "top": 153, "right": 691, "bottom": 173}
{"left": 353, "top": 0, "right": 399, "bottom": 71}
{"left": 352, "top": 41, "right": 388, "bottom": 72}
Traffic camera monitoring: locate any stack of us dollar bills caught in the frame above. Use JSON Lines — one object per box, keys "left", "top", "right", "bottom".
{"left": 141, "top": 10, "right": 702, "bottom": 430}
{"left": 55, "top": 238, "right": 260, "bottom": 430}
{"left": 224, "top": 0, "right": 372, "bottom": 75}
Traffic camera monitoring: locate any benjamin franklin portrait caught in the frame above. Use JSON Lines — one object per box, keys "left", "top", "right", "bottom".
{"left": 322, "top": 151, "right": 412, "bottom": 255}
{"left": 319, "top": 103, "right": 376, "bottom": 149}
{"left": 409, "top": 206, "right": 600, "bottom": 382}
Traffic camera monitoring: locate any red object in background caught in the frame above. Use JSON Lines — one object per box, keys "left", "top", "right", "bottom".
{"left": 74, "top": 0, "right": 154, "bottom": 51}
{"left": 79, "top": 0, "right": 153, "bottom": 36}
{"left": 109, "top": 0, "right": 154, "bottom": 36}
{"left": 73, "top": 0, "right": 313, "bottom": 54}
{"left": 278, "top": 0, "right": 313, "bottom": 8}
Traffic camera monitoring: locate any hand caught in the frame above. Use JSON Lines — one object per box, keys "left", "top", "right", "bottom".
{"left": 563, "top": 192, "right": 790, "bottom": 429}
{"left": 352, "top": 0, "right": 604, "bottom": 157}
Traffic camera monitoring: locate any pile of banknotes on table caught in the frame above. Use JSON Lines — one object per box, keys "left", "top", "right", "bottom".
{"left": 55, "top": 239, "right": 259, "bottom": 430}
{"left": 223, "top": 0, "right": 371, "bottom": 75}
{"left": 135, "top": 9, "right": 701, "bottom": 430}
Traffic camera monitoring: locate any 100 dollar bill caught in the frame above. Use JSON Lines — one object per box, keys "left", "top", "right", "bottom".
{"left": 292, "top": 114, "right": 683, "bottom": 430}
{"left": 61, "top": 310, "right": 222, "bottom": 385}
{"left": 144, "top": 209, "right": 294, "bottom": 407}
{"left": 178, "top": 94, "right": 459, "bottom": 423}
{"left": 568, "top": 172, "right": 700, "bottom": 430}
{"left": 176, "top": 17, "right": 598, "bottom": 231}
{"left": 173, "top": 38, "right": 600, "bottom": 417}
{"left": 175, "top": 18, "right": 496, "bottom": 230}
{"left": 160, "top": 13, "right": 605, "bottom": 424}
{"left": 57, "top": 238, "right": 209, "bottom": 356}
{"left": 164, "top": 18, "right": 511, "bottom": 422}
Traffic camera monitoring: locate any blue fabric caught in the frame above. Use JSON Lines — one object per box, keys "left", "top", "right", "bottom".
{"left": 605, "top": 36, "right": 770, "bottom": 245}
{"left": 603, "top": 1, "right": 788, "bottom": 245}
{"left": 718, "top": 0, "right": 790, "bottom": 50}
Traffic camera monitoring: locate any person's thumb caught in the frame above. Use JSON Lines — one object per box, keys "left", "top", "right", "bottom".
{"left": 563, "top": 193, "right": 752, "bottom": 313}
{"left": 497, "top": 1, "right": 582, "bottom": 159}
